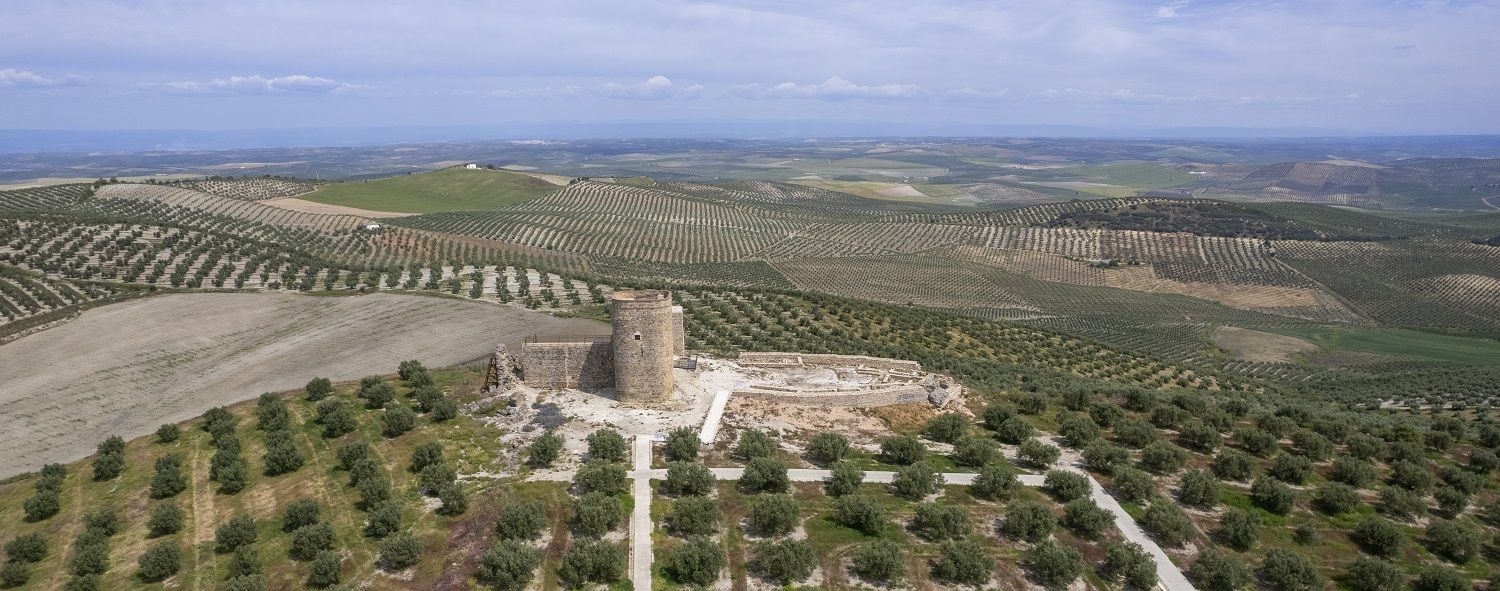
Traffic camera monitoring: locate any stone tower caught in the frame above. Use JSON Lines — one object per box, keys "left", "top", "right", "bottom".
{"left": 611, "top": 290, "right": 676, "bottom": 402}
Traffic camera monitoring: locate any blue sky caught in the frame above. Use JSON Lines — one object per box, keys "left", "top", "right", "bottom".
{"left": 0, "top": 0, "right": 1496, "bottom": 135}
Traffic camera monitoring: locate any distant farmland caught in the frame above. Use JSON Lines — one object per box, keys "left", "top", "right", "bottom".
{"left": 299, "top": 167, "right": 559, "bottom": 214}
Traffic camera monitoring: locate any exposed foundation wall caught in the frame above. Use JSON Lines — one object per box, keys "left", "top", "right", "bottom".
{"left": 671, "top": 305, "right": 686, "bottom": 356}
{"left": 735, "top": 352, "right": 922, "bottom": 372}
{"left": 519, "top": 342, "right": 614, "bottom": 390}
{"left": 733, "top": 384, "right": 932, "bottom": 407}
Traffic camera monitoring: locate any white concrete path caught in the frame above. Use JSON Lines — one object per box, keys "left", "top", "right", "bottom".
{"left": 631, "top": 436, "right": 654, "bottom": 591}
{"left": 698, "top": 389, "right": 730, "bottom": 444}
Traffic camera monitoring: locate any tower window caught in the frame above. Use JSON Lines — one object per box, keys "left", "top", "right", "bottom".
{"left": 633, "top": 332, "right": 642, "bottom": 341}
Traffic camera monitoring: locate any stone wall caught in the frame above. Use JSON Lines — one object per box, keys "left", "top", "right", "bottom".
{"left": 735, "top": 352, "right": 922, "bottom": 372}
{"left": 733, "top": 383, "right": 932, "bottom": 407}
{"left": 519, "top": 341, "right": 613, "bottom": 390}
{"left": 671, "top": 305, "right": 686, "bottom": 356}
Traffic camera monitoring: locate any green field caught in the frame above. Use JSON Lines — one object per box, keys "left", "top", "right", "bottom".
{"left": 1267, "top": 325, "right": 1500, "bottom": 365}
{"left": 302, "top": 168, "right": 558, "bottom": 213}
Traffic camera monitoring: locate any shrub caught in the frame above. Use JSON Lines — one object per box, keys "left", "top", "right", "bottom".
{"left": 476, "top": 540, "right": 539, "bottom": 591}
{"left": 1016, "top": 391, "right": 1048, "bottom": 414}
{"left": 136, "top": 541, "right": 180, "bottom": 582}
{"left": 921, "top": 412, "right": 968, "bottom": 444}
{"left": 1346, "top": 433, "right": 1383, "bottom": 460}
{"left": 806, "top": 432, "right": 849, "bottom": 465}
{"left": 1101, "top": 542, "right": 1157, "bottom": 590}
{"left": 734, "top": 430, "right": 778, "bottom": 461}
{"left": 23, "top": 490, "right": 60, "bottom": 522}
{"left": 1178, "top": 469, "right": 1220, "bottom": 508}
{"left": 1332, "top": 457, "right": 1376, "bottom": 488}
{"left": 526, "top": 431, "right": 564, "bottom": 467}
{"left": 496, "top": 501, "right": 548, "bottom": 540}
{"left": 307, "top": 551, "right": 342, "bottom": 588}
{"left": 1352, "top": 516, "right": 1405, "bottom": 557}
{"left": 557, "top": 539, "right": 624, "bottom": 587}
{"left": 574, "top": 492, "right": 625, "bottom": 538}
{"left": 662, "top": 427, "right": 699, "bottom": 462}
{"left": 1292, "top": 523, "right": 1319, "bottom": 546}
{"left": 356, "top": 472, "right": 392, "bottom": 508}
{"left": 227, "top": 545, "right": 260, "bottom": 578}
{"left": 4, "top": 533, "right": 48, "bottom": 563}
{"left": 833, "top": 495, "right": 885, "bottom": 534}
{"left": 1044, "top": 470, "right": 1090, "bottom": 502}
{"left": 1142, "top": 499, "right": 1194, "bottom": 547}
{"left": 1059, "top": 497, "right": 1110, "bottom": 539}
{"left": 1215, "top": 508, "right": 1261, "bottom": 550}
{"left": 379, "top": 531, "right": 421, "bottom": 571}
{"left": 952, "top": 436, "right": 1000, "bottom": 467}
{"left": 304, "top": 377, "right": 333, "bottom": 401}
{"left": 1018, "top": 438, "right": 1060, "bottom": 468}
{"left": 878, "top": 435, "right": 924, "bottom": 465}
{"left": 1251, "top": 477, "right": 1295, "bottom": 515}
{"left": 381, "top": 405, "right": 417, "bottom": 438}
{"left": 418, "top": 461, "right": 457, "bottom": 494}
{"left": 1236, "top": 428, "right": 1279, "bottom": 456}
{"left": 1110, "top": 467, "right": 1154, "bottom": 503}
{"left": 1290, "top": 430, "right": 1332, "bottom": 461}
{"left": 1259, "top": 549, "right": 1320, "bottom": 591}
{"left": 220, "top": 575, "right": 266, "bottom": 591}
{"left": 1211, "top": 448, "right": 1254, "bottom": 481}
{"left": 749, "top": 540, "right": 816, "bottom": 585}
{"left": 994, "top": 416, "right": 1034, "bottom": 444}
{"left": 261, "top": 430, "right": 305, "bottom": 475}
{"left": 409, "top": 441, "right": 443, "bottom": 473}
{"left": 1058, "top": 413, "right": 1100, "bottom": 447}
{"left": 891, "top": 463, "right": 942, "bottom": 501}
{"left": 431, "top": 397, "right": 458, "bottom": 421}
{"left": 289, "top": 522, "right": 335, "bottom": 561}
{"left": 91, "top": 448, "right": 124, "bottom": 481}
{"left": 155, "top": 423, "right": 180, "bottom": 444}
{"left": 585, "top": 428, "right": 627, "bottom": 463}
{"left": 970, "top": 462, "right": 1019, "bottom": 500}
{"left": 1390, "top": 460, "right": 1435, "bottom": 491}
{"left": 930, "top": 538, "right": 992, "bottom": 586}
{"left": 1024, "top": 540, "right": 1083, "bottom": 590}
{"left": 148, "top": 503, "right": 184, "bottom": 537}
{"left": 1139, "top": 441, "right": 1188, "bottom": 474}
{"left": 739, "top": 457, "right": 789, "bottom": 493}
{"left": 336, "top": 442, "right": 371, "bottom": 471}
{"left": 1001, "top": 500, "right": 1055, "bottom": 542}
{"left": 0, "top": 562, "right": 29, "bottom": 588}
{"left": 1344, "top": 555, "right": 1403, "bottom": 591}
{"left": 1179, "top": 421, "right": 1221, "bottom": 452}
{"left": 1267, "top": 453, "right": 1312, "bottom": 484}
{"left": 573, "top": 461, "right": 627, "bottom": 496}
{"left": 358, "top": 378, "right": 395, "bottom": 409}
{"left": 1412, "top": 566, "right": 1468, "bottom": 591}
{"left": 747, "top": 494, "right": 799, "bottom": 536}
{"left": 1089, "top": 402, "right": 1124, "bottom": 428}
{"left": 1435, "top": 487, "right": 1469, "bottom": 517}
{"left": 667, "top": 497, "right": 721, "bottom": 536}
{"left": 1189, "top": 551, "right": 1251, "bottom": 591}
{"left": 1425, "top": 519, "right": 1479, "bottom": 563}
{"left": 660, "top": 462, "right": 715, "bottom": 496}
{"left": 663, "top": 536, "right": 723, "bottom": 586}
{"left": 1114, "top": 418, "right": 1159, "bottom": 448}
{"left": 912, "top": 502, "right": 970, "bottom": 541}
{"left": 364, "top": 501, "right": 402, "bottom": 538}
{"left": 1378, "top": 485, "right": 1427, "bottom": 520}
{"left": 851, "top": 538, "right": 905, "bottom": 581}
{"left": 1083, "top": 441, "right": 1131, "bottom": 474}
{"left": 1313, "top": 483, "right": 1361, "bottom": 515}
{"left": 316, "top": 399, "right": 356, "bottom": 438}
{"left": 824, "top": 461, "right": 864, "bottom": 497}
{"left": 982, "top": 404, "right": 1015, "bottom": 430}
{"left": 215, "top": 515, "right": 257, "bottom": 553}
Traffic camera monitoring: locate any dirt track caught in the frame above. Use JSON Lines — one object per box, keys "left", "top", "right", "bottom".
{"left": 0, "top": 292, "right": 606, "bottom": 478}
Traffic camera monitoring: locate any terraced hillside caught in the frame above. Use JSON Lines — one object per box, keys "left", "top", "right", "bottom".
{"left": 3, "top": 175, "right": 1497, "bottom": 383}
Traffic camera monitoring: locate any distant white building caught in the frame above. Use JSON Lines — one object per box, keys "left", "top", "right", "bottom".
{"left": 465, "top": 163, "right": 479, "bottom": 169}
{"left": 362, "top": 223, "right": 383, "bottom": 232}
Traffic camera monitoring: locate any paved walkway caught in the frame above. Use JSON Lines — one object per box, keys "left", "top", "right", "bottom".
{"left": 698, "top": 389, "right": 730, "bottom": 444}
{"left": 630, "top": 436, "right": 654, "bottom": 591}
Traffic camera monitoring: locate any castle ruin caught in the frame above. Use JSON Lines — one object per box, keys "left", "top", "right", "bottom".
{"left": 504, "top": 289, "right": 684, "bottom": 403}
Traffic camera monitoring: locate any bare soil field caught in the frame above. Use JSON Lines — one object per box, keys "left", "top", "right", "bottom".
{"left": 261, "top": 196, "right": 415, "bottom": 217}
{"left": 0, "top": 292, "right": 604, "bottom": 477}
{"left": 1210, "top": 325, "right": 1319, "bottom": 362}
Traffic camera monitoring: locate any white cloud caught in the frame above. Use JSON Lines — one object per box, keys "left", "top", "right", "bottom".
{"left": 596, "top": 75, "right": 701, "bottom": 100}
{"left": 733, "top": 76, "right": 925, "bottom": 100}
{"left": 1155, "top": 1, "right": 1189, "bottom": 19}
{"left": 0, "top": 68, "right": 81, "bottom": 88}
{"left": 945, "top": 87, "right": 1010, "bottom": 101}
{"left": 155, "top": 74, "right": 360, "bottom": 95}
